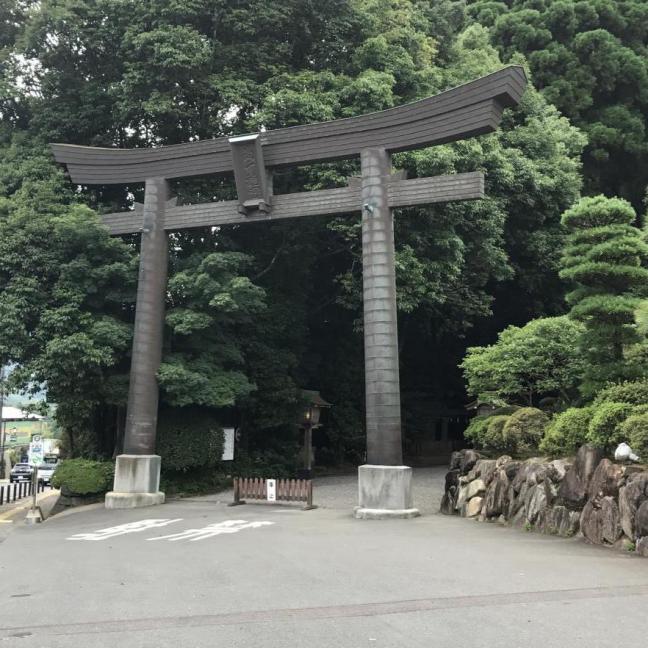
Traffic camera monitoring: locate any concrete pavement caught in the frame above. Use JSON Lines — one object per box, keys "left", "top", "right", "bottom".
{"left": 1, "top": 468, "right": 647, "bottom": 647}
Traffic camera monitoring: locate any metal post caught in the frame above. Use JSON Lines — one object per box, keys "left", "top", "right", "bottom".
{"left": 360, "top": 148, "right": 403, "bottom": 466}
{"left": 123, "top": 178, "right": 170, "bottom": 455}
{"left": 304, "top": 425, "right": 312, "bottom": 475}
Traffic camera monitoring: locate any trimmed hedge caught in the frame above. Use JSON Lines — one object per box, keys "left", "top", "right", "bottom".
{"left": 619, "top": 412, "right": 648, "bottom": 459}
{"left": 502, "top": 407, "right": 548, "bottom": 455}
{"left": 157, "top": 408, "right": 224, "bottom": 472}
{"left": 594, "top": 380, "right": 648, "bottom": 406}
{"left": 483, "top": 415, "right": 512, "bottom": 454}
{"left": 51, "top": 459, "right": 114, "bottom": 496}
{"left": 540, "top": 407, "right": 592, "bottom": 456}
{"left": 586, "top": 402, "right": 634, "bottom": 451}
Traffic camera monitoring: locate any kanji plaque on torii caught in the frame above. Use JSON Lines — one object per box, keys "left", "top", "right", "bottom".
{"left": 52, "top": 66, "right": 526, "bottom": 515}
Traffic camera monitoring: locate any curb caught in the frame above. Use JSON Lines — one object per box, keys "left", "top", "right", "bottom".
{"left": 0, "top": 490, "right": 59, "bottom": 523}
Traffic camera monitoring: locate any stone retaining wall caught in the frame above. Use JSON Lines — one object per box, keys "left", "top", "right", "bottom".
{"left": 440, "top": 445, "right": 648, "bottom": 557}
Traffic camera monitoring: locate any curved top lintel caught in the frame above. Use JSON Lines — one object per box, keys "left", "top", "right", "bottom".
{"left": 51, "top": 65, "right": 526, "bottom": 185}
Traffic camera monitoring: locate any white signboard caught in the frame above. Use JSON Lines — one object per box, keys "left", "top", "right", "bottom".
{"left": 221, "top": 427, "right": 235, "bottom": 461}
{"left": 28, "top": 441, "right": 44, "bottom": 466}
{"left": 266, "top": 479, "right": 276, "bottom": 502}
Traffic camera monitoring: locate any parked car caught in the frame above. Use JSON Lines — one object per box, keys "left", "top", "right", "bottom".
{"left": 10, "top": 463, "right": 33, "bottom": 483}
{"left": 37, "top": 463, "right": 57, "bottom": 486}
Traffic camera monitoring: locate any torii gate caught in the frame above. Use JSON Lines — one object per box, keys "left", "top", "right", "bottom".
{"left": 52, "top": 66, "right": 526, "bottom": 515}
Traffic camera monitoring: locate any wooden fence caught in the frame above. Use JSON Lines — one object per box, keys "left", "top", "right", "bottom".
{"left": 231, "top": 478, "right": 315, "bottom": 510}
{"left": 0, "top": 481, "right": 46, "bottom": 506}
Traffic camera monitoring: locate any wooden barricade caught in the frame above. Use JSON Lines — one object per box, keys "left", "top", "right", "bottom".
{"left": 230, "top": 477, "right": 315, "bottom": 510}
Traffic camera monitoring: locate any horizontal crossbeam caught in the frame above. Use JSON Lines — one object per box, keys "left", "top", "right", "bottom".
{"left": 51, "top": 67, "right": 525, "bottom": 185}
{"left": 101, "top": 172, "right": 484, "bottom": 235}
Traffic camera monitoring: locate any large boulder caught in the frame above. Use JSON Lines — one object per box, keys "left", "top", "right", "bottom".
{"left": 545, "top": 505, "right": 580, "bottom": 537}
{"left": 445, "top": 469, "right": 460, "bottom": 492}
{"left": 465, "top": 479, "right": 486, "bottom": 500}
{"left": 484, "top": 470, "right": 510, "bottom": 518}
{"left": 440, "top": 487, "right": 457, "bottom": 515}
{"left": 449, "top": 451, "right": 463, "bottom": 471}
{"left": 636, "top": 536, "right": 648, "bottom": 558}
{"left": 508, "top": 482, "right": 529, "bottom": 518}
{"left": 580, "top": 500, "right": 603, "bottom": 544}
{"left": 526, "top": 483, "right": 550, "bottom": 525}
{"left": 618, "top": 472, "right": 648, "bottom": 539}
{"left": 460, "top": 450, "right": 481, "bottom": 475}
{"left": 600, "top": 497, "right": 622, "bottom": 544}
{"left": 549, "top": 459, "right": 571, "bottom": 482}
{"left": 636, "top": 500, "right": 648, "bottom": 539}
{"left": 558, "top": 445, "right": 605, "bottom": 509}
{"left": 502, "top": 461, "right": 521, "bottom": 481}
{"left": 465, "top": 496, "right": 483, "bottom": 518}
{"left": 588, "top": 459, "right": 624, "bottom": 501}
{"left": 580, "top": 497, "right": 621, "bottom": 545}
{"left": 469, "top": 459, "right": 497, "bottom": 485}
{"left": 455, "top": 485, "right": 469, "bottom": 511}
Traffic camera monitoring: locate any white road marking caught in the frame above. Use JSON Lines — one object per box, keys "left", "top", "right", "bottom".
{"left": 67, "top": 518, "right": 183, "bottom": 541}
{"left": 147, "top": 519, "right": 274, "bottom": 542}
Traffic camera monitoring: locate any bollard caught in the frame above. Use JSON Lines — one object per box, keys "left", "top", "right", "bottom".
{"left": 25, "top": 465, "right": 43, "bottom": 525}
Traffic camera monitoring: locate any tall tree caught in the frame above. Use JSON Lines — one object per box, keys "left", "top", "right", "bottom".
{"left": 466, "top": 0, "right": 648, "bottom": 209}
{"left": 560, "top": 195, "right": 648, "bottom": 397}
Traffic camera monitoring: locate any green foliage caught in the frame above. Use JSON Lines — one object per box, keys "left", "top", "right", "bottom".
{"left": 232, "top": 450, "right": 299, "bottom": 479}
{"left": 464, "top": 415, "right": 491, "bottom": 447}
{"left": 560, "top": 196, "right": 648, "bottom": 397}
{"left": 502, "top": 407, "right": 548, "bottom": 454}
{"left": 586, "top": 401, "right": 634, "bottom": 451}
{"left": 482, "top": 414, "right": 512, "bottom": 454}
{"left": 0, "top": 0, "right": 589, "bottom": 464}
{"left": 0, "top": 138, "right": 136, "bottom": 457}
{"left": 593, "top": 380, "right": 648, "bottom": 406}
{"left": 156, "top": 409, "right": 224, "bottom": 472}
{"left": 51, "top": 458, "right": 114, "bottom": 496}
{"left": 461, "top": 316, "right": 585, "bottom": 405}
{"left": 540, "top": 407, "right": 593, "bottom": 456}
{"left": 618, "top": 412, "right": 648, "bottom": 459}
{"left": 466, "top": 0, "right": 648, "bottom": 208}
{"left": 160, "top": 469, "right": 230, "bottom": 497}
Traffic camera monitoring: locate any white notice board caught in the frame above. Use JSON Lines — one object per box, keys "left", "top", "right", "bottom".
{"left": 266, "top": 479, "right": 276, "bottom": 502}
{"left": 221, "top": 428, "right": 235, "bottom": 461}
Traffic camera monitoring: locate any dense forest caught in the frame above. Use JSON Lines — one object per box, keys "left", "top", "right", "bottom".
{"left": 1, "top": 0, "right": 647, "bottom": 471}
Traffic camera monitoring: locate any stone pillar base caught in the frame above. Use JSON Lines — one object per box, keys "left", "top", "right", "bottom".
{"left": 355, "top": 464, "right": 420, "bottom": 519}
{"left": 105, "top": 454, "right": 165, "bottom": 510}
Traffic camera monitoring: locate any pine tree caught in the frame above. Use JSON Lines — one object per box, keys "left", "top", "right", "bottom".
{"left": 560, "top": 195, "right": 648, "bottom": 397}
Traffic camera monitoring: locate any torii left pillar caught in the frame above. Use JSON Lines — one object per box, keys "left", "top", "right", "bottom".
{"left": 105, "top": 178, "right": 170, "bottom": 509}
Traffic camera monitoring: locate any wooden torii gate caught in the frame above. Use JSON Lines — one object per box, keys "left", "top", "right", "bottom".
{"left": 52, "top": 66, "right": 526, "bottom": 515}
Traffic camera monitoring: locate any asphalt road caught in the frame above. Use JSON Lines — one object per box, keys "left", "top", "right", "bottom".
{"left": 1, "top": 468, "right": 648, "bottom": 647}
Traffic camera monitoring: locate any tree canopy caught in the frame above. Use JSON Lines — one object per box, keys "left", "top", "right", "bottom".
{"left": 0, "top": 0, "right": 639, "bottom": 465}
{"left": 466, "top": 0, "right": 648, "bottom": 209}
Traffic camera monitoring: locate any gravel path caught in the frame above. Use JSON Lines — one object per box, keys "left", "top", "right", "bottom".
{"left": 189, "top": 467, "right": 447, "bottom": 515}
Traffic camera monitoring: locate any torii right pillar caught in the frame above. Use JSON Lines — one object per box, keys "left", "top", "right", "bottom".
{"left": 355, "top": 148, "right": 419, "bottom": 519}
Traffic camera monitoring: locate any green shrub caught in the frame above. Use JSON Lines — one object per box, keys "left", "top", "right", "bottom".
{"left": 587, "top": 402, "right": 634, "bottom": 451}
{"left": 156, "top": 408, "right": 224, "bottom": 472}
{"left": 502, "top": 407, "right": 548, "bottom": 455}
{"left": 540, "top": 407, "right": 592, "bottom": 456}
{"left": 464, "top": 415, "right": 491, "bottom": 447}
{"left": 619, "top": 412, "right": 648, "bottom": 458}
{"left": 482, "top": 415, "right": 512, "bottom": 454}
{"left": 231, "top": 449, "right": 298, "bottom": 479}
{"left": 594, "top": 380, "right": 648, "bottom": 406}
{"left": 160, "top": 468, "right": 230, "bottom": 497}
{"left": 51, "top": 459, "right": 114, "bottom": 496}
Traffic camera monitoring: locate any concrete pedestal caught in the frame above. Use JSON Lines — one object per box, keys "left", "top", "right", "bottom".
{"left": 355, "top": 465, "right": 420, "bottom": 519}
{"left": 105, "top": 454, "right": 165, "bottom": 509}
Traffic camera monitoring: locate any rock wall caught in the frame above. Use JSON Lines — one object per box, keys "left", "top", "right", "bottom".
{"left": 440, "top": 445, "right": 648, "bottom": 557}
